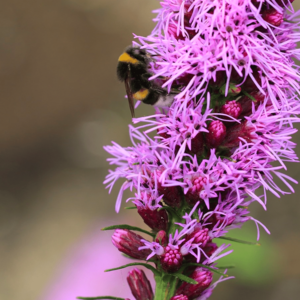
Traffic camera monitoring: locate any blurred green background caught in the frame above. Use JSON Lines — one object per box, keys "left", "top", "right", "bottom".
{"left": 0, "top": 1, "right": 299, "bottom": 299}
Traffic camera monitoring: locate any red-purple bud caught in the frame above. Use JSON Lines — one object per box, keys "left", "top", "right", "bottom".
{"left": 190, "top": 131, "right": 204, "bottom": 155}
{"left": 137, "top": 206, "right": 168, "bottom": 231}
{"left": 112, "top": 229, "right": 151, "bottom": 260}
{"left": 221, "top": 100, "right": 242, "bottom": 119}
{"left": 127, "top": 268, "right": 154, "bottom": 300}
{"left": 175, "top": 268, "right": 213, "bottom": 298}
{"left": 187, "top": 227, "right": 211, "bottom": 247}
{"left": 219, "top": 82, "right": 241, "bottom": 97}
{"left": 205, "top": 120, "right": 227, "bottom": 148}
{"left": 262, "top": 8, "right": 283, "bottom": 26}
{"left": 155, "top": 230, "right": 168, "bottom": 246}
{"left": 160, "top": 246, "right": 183, "bottom": 273}
{"left": 185, "top": 176, "right": 207, "bottom": 205}
{"left": 170, "top": 295, "right": 189, "bottom": 300}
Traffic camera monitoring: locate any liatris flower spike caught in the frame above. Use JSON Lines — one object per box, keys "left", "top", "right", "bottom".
{"left": 79, "top": 1, "right": 300, "bottom": 300}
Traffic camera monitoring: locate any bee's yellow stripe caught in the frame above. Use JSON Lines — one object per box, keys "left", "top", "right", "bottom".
{"left": 133, "top": 89, "right": 149, "bottom": 100}
{"left": 118, "top": 52, "right": 139, "bottom": 64}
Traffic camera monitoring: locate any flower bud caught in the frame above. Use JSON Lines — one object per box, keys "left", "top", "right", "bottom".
{"left": 155, "top": 230, "right": 168, "bottom": 246}
{"left": 185, "top": 175, "right": 207, "bottom": 206}
{"left": 262, "top": 8, "right": 283, "bottom": 27}
{"left": 219, "top": 82, "right": 241, "bottom": 97}
{"left": 221, "top": 100, "right": 242, "bottom": 119}
{"left": 175, "top": 268, "right": 213, "bottom": 298}
{"left": 187, "top": 227, "right": 211, "bottom": 247}
{"left": 170, "top": 295, "right": 188, "bottom": 300}
{"left": 205, "top": 120, "right": 226, "bottom": 148}
{"left": 112, "top": 229, "right": 151, "bottom": 260}
{"left": 137, "top": 206, "right": 168, "bottom": 231}
{"left": 127, "top": 268, "right": 154, "bottom": 300}
{"left": 160, "top": 246, "right": 183, "bottom": 272}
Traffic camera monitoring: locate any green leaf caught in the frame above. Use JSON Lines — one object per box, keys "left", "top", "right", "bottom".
{"left": 241, "top": 90, "right": 257, "bottom": 102}
{"left": 105, "top": 262, "right": 160, "bottom": 276}
{"left": 171, "top": 272, "right": 198, "bottom": 284}
{"left": 283, "top": 18, "right": 297, "bottom": 24}
{"left": 154, "top": 274, "right": 178, "bottom": 300}
{"left": 158, "top": 206, "right": 181, "bottom": 219}
{"left": 77, "top": 297, "right": 125, "bottom": 300}
{"left": 218, "top": 236, "right": 260, "bottom": 246}
{"left": 124, "top": 206, "right": 137, "bottom": 210}
{"left": 218, "top": 265, "right": 235, "bottom": 269}
{"left": 102, "top": 224, "right": 154, "bottom": 237}
{"left": 179, "top": 263, "right": 229, "bottom": 277}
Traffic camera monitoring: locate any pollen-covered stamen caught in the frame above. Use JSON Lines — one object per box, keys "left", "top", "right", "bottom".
{"left": 221, "top": 100, "right": 242, "bottom": 119}
{"left": 185, "top": 175, "right": 207, "bottom": 205}
{"left": 262, "top": 8, "right": 284, "bottom": 27}
{"left": 160, "top": 246, "right": 183, "bottom": 273}
{"left": 205, "top": 120, "right": 227, "bottom": 148}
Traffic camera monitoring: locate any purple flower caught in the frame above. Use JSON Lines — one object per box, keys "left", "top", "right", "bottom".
{"left": 102, "top": 1, "right": 300, "bottom": 299}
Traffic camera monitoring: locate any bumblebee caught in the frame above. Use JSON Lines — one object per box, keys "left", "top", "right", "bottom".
{"left": 117, "top": 46, "right": 176, "bottom": 117}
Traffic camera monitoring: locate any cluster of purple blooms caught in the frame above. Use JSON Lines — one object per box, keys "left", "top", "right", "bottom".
{"left": 103, "top": 1, "right": 299, "bottom": 299}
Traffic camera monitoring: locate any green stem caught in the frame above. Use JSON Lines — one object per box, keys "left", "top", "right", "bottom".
{"left": 154, "top": 274, "right": 178, "bottom": 300}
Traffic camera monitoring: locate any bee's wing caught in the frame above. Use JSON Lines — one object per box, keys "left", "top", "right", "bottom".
{"left": 151, "top": 84, "right": 167, "bottom": 95}
{"left": 125, "top": 69, "right": 135, "bottom": 118}
{"left": 152, "top": 84, "right": 181, "bottom": 95}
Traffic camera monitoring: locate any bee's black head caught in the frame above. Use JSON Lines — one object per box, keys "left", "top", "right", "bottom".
{"left": 126, "top": 46, "right": 148, "bottom": 64}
